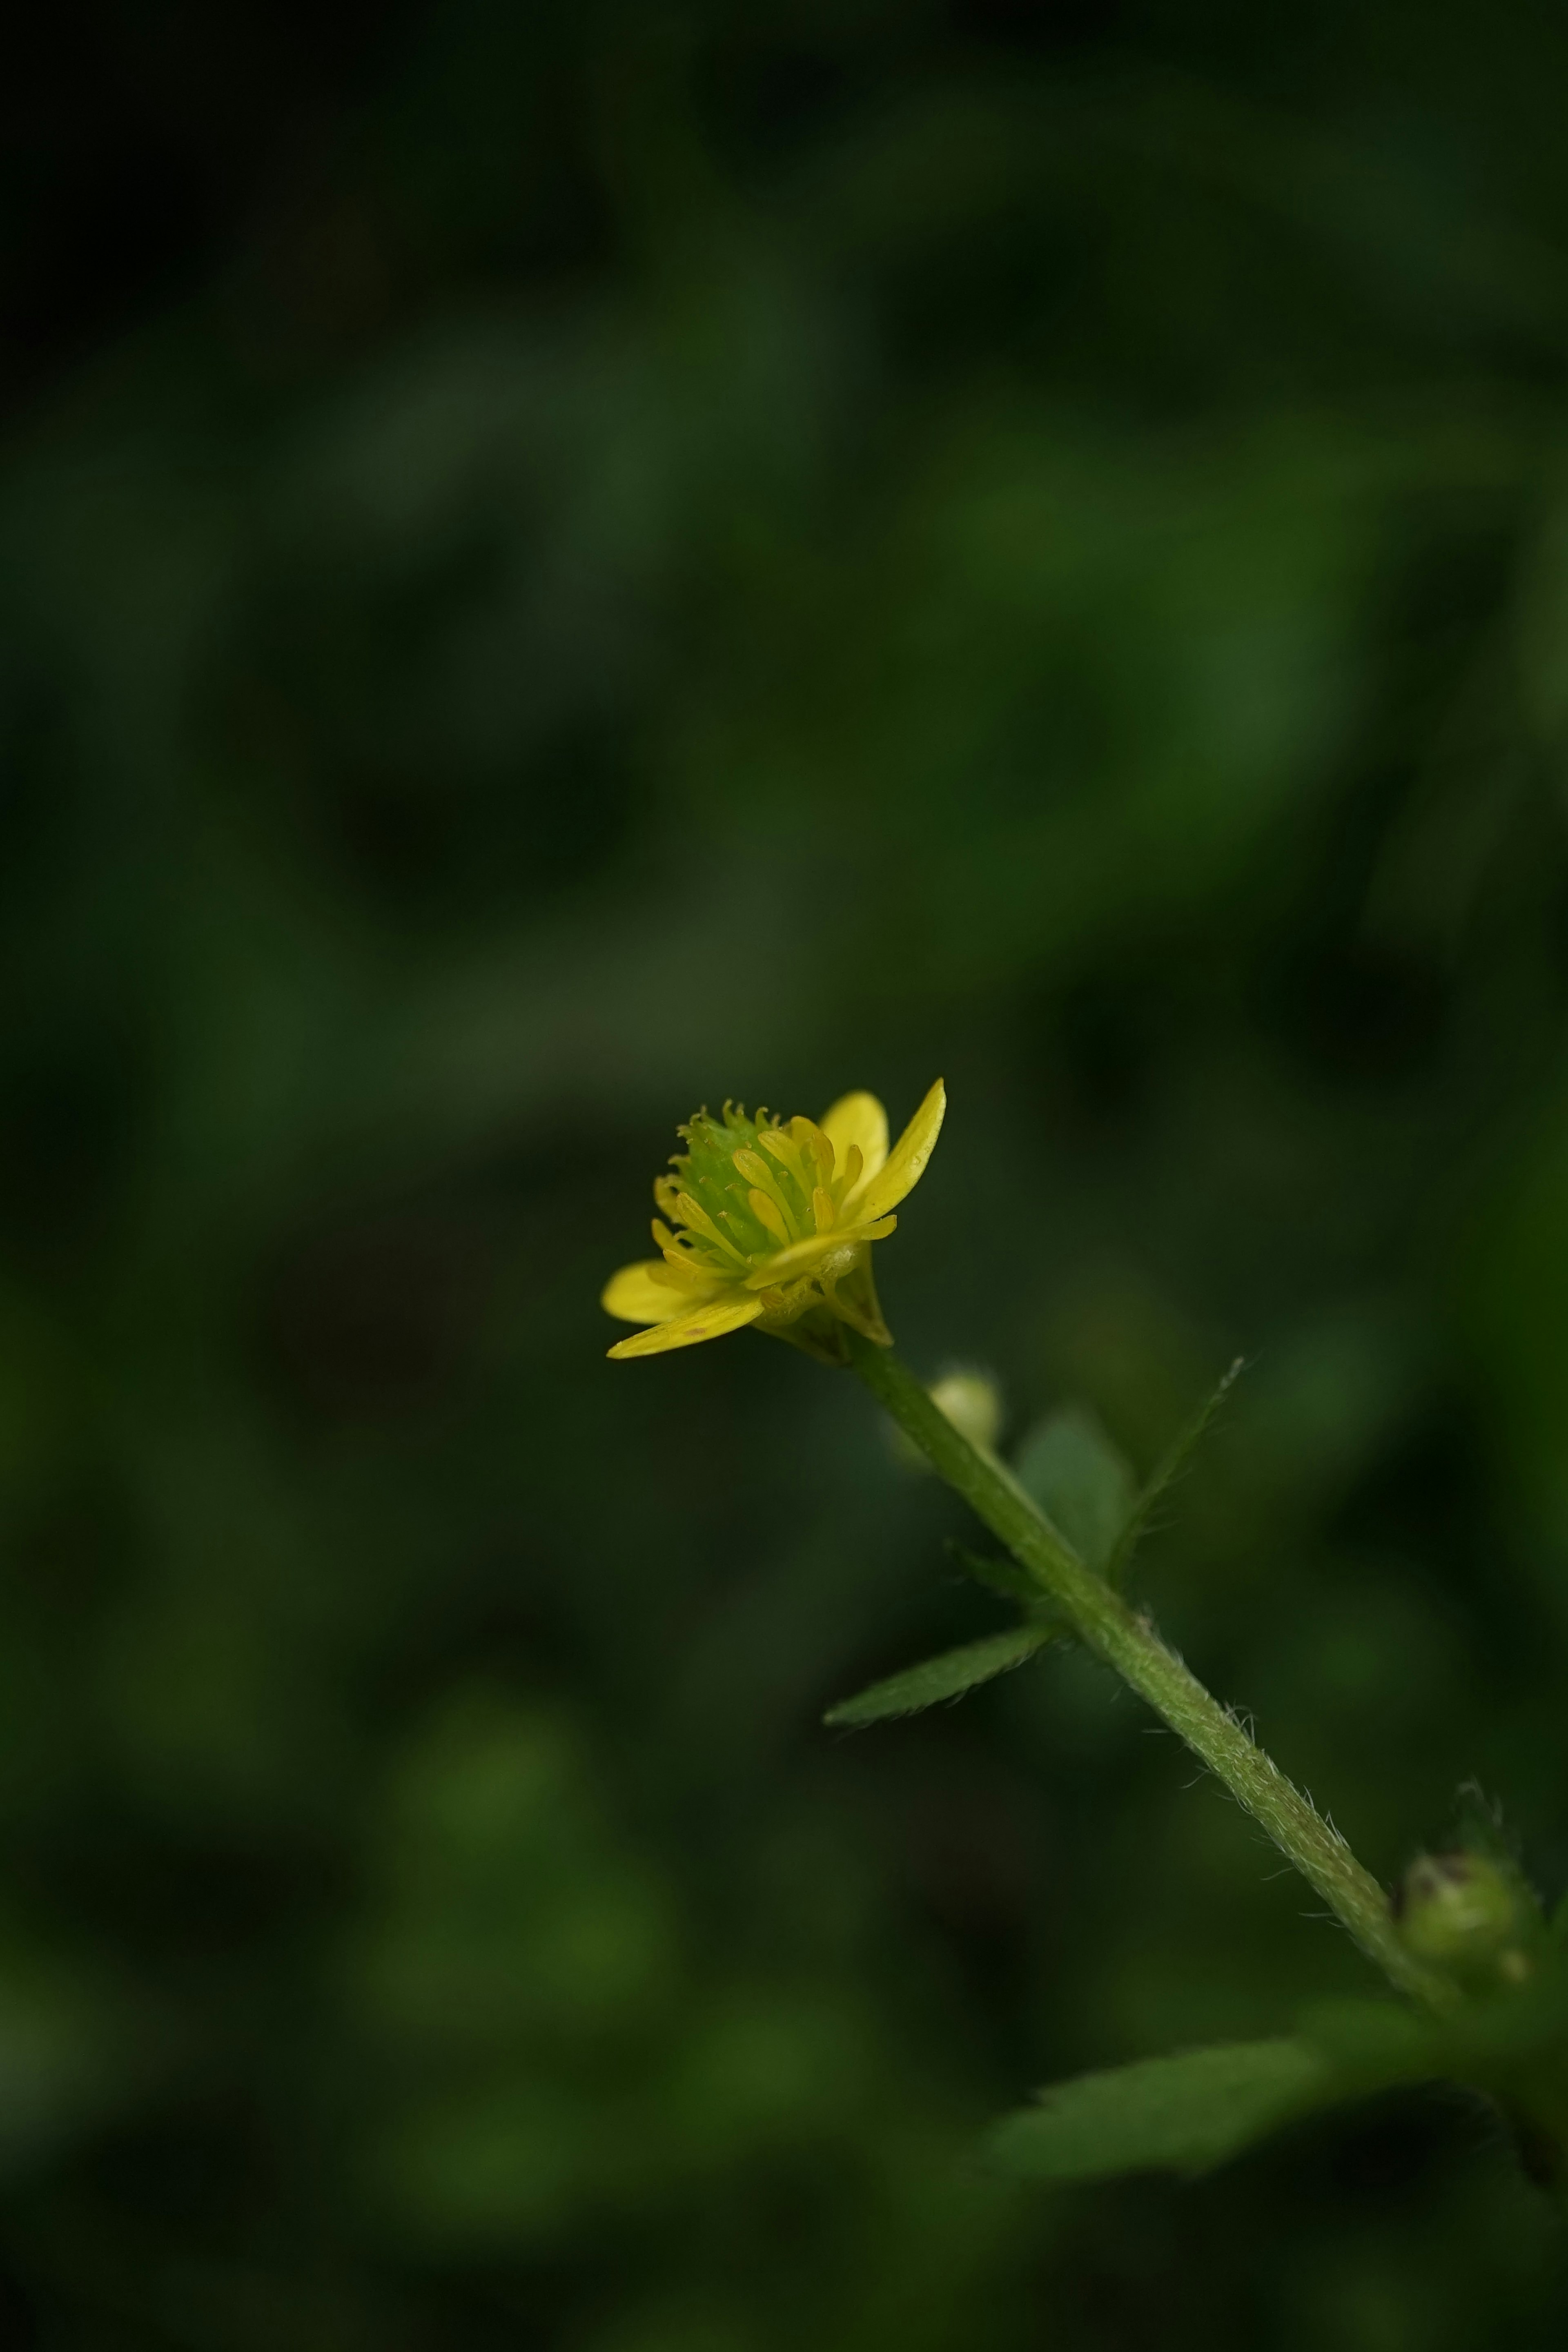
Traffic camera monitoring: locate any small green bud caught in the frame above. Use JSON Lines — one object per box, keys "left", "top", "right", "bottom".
{"left": 930, "top": 1370, "right": 1004, "bottom": 1454}
{"left": 1394, "top": 1852, "right": 1541, "bottom": 1989}
{"left": 891, "top": 1368, "right": 1004, "bottom": 1470}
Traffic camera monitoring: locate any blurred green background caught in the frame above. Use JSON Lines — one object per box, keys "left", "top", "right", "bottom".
{"left": 5, "top": 0, "right": 1568, "bottom": 2342}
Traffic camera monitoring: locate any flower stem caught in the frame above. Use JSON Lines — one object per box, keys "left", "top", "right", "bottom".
{"left": 844, "top": 1331, "right": 1448, "bottom": 2008}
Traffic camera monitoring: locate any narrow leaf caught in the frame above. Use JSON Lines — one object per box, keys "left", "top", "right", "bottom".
{"left": 947, "top": 1543, "right": 1044, "bottom": 1611}
{"left": 825, "top": 1624, "right": 1054, "bottom": 1729}
{"left": 985, "top": 2040, "right": 1331, "bottom": 2183}
{"left": 1013, "top": 1407, "right": 1134, "bottom": 1574}
{"left": 1106, "top": 1357, "right": 1244, "bottom": 1582}
{"left": 988, "top": 2006, "right": 1450, "bottom": 2187}
{"left": 1295, "top": 1998, "right": 1451, "bottom": 2092}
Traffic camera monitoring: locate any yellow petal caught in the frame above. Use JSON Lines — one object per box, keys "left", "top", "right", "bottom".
{"left": 821, "top": 1092, "right": 887, "bottom": 1201}
{"left": 855, "top": 1078, "right": 946, "bottom": 1223}
{"left": 607, "top": 1290, "right": 764, "bottom": 1358}
{"left": 658, "top": 1249, "right": 719, "bottom": 1290}
{"left": 744, "top": 1229, "right": 860, "bottom": 1287}
{"left": 602, "top": 1261, "right": 696, "bottom": 1325}
{"left": 840, "top": 1213, "right": 896, "bottom": 1243}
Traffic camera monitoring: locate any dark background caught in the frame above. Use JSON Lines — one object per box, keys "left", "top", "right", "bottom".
{"left": 4, "top": 0, "right": 1568, "bottom": 2343}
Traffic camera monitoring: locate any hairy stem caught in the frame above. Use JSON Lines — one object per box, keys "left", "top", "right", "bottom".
{"left": 845, "top": 1331, "right": 1446, "bottom": 2008}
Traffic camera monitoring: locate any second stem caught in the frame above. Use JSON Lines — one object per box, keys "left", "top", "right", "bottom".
{"left": 844, "top": 1330, "right": 1445, "bottom": 2009}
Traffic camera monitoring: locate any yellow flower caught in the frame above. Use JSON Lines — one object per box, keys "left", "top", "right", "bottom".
{"left": 602, "top": 1079, "right": 946, "bottom": 1363}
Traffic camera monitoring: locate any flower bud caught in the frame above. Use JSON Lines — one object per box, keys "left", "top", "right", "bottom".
{"left": 930, "top": 1370, "right": 1004, "bottom": 1455}
{"left": 1393, "top": 1852, "right": 1540, "bottom": 1989}
{"left": 891, "top": 1368, "right": 1004, "bottom": 1470}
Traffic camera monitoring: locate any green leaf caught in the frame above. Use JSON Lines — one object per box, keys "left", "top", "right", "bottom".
{"left": 1310, "top": 1985, "right": 1568, "bottom": 2134}
{"left": 1436, "top": 1971, "right": 1568, "bottom": 2086}
{"left": 1296, "top": 1998, "right": 1442, "bottom": 2073}
{"left": 986, "top": 2007, "right": 1447, "bottom": 2185}
{"left": 824, "top": 1624, "right": 1055, "bottom": 1729}
{"left": 947, "top": 1543, "right": 1044, "bottom": 1610}
{"left": 1013, "top": 1407, "right": 1134, "bottom": 1574}
{"left": 986, "top": 2041, "right": 1329, "bottom": 2182}
{"left": 1106, "top": 1357, "right": 1245, "bottom": 1581}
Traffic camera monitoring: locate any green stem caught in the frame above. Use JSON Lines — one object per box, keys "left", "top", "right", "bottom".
{"left": 845, "top": 1330, "right": 1447, "bottom": 2009}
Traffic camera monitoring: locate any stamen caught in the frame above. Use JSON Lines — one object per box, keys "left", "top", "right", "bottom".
{"left": 791, "top": 1118, "right": 835, "bottom": 1188}
{"left": 650, "top": 1258, "right": 706, "bottom": 1290}
{"left": 732, "top": 1147, "right": 800, "bottom": 1236}
{"left": 748, "top": 1188, "right": 789, "bottom": 1244}
{"left": 812, "top": 1186, "right": 835, "bottom": 1233}
{"left": 675, "top": 1191, "right": 749, "bottom": 1266}
{"left": 758, "top": 1128, "right": 810, "bottom": 1189}
{"left": 742, "top": 1230, "right": 843, "bottom": 1287}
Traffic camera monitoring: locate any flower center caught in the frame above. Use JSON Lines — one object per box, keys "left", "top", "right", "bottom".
{"left": 653, "top": 1102, "right": 864, "bottom": 1281}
